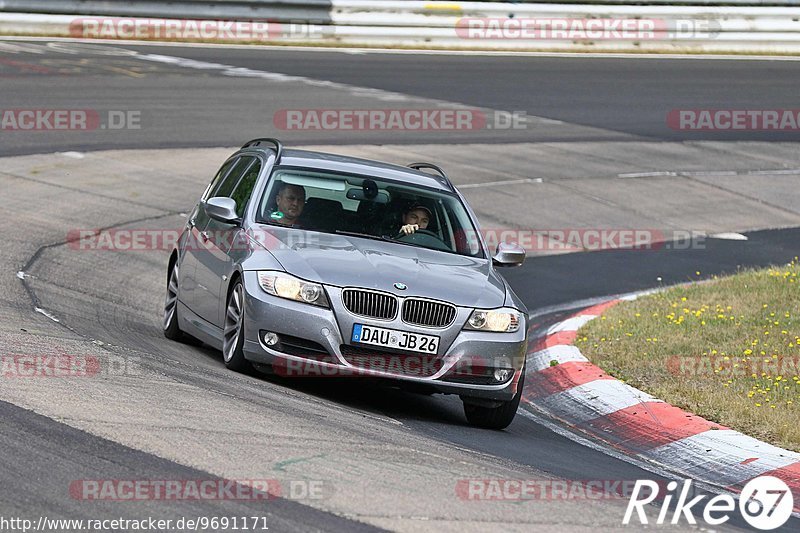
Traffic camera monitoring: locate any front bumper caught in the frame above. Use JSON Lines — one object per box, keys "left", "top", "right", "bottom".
{"left": 240, "top": 271, "right": 527, "bottom": 401}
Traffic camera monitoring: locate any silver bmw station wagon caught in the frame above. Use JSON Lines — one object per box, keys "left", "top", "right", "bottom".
{"left": 164, "top": 138, "right": 529, "bottom": 429}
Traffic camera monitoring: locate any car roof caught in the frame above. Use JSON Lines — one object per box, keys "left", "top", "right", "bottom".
{"left": 240, "top": 146, "right": 456, "bottom": 193}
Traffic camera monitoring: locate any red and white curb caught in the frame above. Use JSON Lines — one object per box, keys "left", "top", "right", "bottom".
{"left": 523, "top": 298, "right": 800, "bottom": 513}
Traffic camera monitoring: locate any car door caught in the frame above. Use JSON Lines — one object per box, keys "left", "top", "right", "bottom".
{"left": 179, "top": 156, "right": 239, "bottom": 315}
{"left": 193, "top": 155, "right": 262, "bottom": 326}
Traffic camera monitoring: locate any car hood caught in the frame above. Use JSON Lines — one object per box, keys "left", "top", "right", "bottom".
{"left": 249, "top": 225, "right": 507, "bottom": 308}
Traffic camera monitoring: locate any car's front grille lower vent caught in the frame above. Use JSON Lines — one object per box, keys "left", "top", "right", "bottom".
{"left": 340, "top": 344, "right": 442, "bottom": 377}
{"left": 342, "top": 289, "right": 398, "bottom": 320}
{"left": 402, "top": 299, "right": 457, "bottom": 328}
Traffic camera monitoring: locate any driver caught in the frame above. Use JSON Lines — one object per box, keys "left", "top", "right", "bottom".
{"left": 271, "top": 182, "right": 306, "bottom": 226}
{"left": 399, "top": 204, "right": 432, "bottom": 235}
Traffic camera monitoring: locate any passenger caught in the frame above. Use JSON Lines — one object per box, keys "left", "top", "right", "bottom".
{"left": 399, "top": 204, "right": 432, "bottom": 235}
{"left": 270, "top": 183, "right": 305, "bottom": 226}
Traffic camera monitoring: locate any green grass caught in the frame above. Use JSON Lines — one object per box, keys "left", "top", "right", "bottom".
{"left": 578, "top": 259, "right": 800, "bottom": 451}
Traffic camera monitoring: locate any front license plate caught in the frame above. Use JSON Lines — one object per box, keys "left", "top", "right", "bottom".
{"left": 351, "top": 324, "right": 439, "bottom": 354}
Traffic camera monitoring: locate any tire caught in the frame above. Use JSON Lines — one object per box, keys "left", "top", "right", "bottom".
{"left": 463, "top": 368, "right": 525, "bottom": 430}
{"left": 163, "top": 261, "right": 186, "bottom": 342}
{"left": 222, "top": 281, "right": 252, "bottom": 372}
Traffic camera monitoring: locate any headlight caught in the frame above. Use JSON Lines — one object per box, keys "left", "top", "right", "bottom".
{"left": 257, "top": 271, "right": 329, "bottom": 307}
{"left": 464, "top": 308, "right": 521, "bottom": 333}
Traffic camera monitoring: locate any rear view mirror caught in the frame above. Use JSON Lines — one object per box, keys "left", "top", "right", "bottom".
{"left": 346, "top": 188, "right": 390, "bottom": 203}
{"left": 493, "top": 242, "right": 526, "bottom": 267}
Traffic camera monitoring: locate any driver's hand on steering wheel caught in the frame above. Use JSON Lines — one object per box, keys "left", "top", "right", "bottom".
{"left": 400, "top": 224, "right": 419, "bottom": 235}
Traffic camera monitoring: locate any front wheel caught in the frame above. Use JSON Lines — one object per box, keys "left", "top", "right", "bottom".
{"left": 164, "top": 262, "right": 186, "bottom": 341}
{"left": 222, "top": 281, "right": 252, "bottom": 373}
{"left": 463, "top": 369, "right": 525, "bottom": 430}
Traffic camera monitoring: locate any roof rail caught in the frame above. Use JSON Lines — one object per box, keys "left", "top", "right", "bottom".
{"left": 407, "top": 162, "right": 455, "bottom": 192}
{"left": 241, "top": 138, "right": 283, "bottom": 163}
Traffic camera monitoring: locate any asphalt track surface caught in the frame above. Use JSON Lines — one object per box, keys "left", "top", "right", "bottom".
{"left": 2, "top": 39, "right": 800, "bottom": 531}
{"left": 0, "top": 400, "right": 381, "bottom": 532}
{"left": 129, "top": 45, "right": 800, "bottom": 142}
{"left": 2, "top": 40, "right": 800, "bottom": 157}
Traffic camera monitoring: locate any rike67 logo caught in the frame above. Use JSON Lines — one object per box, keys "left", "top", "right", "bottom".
{"left": 624, "top": 476, "right": 794, "bottom": 530}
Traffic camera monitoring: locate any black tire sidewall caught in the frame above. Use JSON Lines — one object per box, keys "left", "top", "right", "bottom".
{"left": 163, "top": 262, "right": 183, "bottom": 341}
{"left": 224, "top": 282, "right": 251, "bottom": 372}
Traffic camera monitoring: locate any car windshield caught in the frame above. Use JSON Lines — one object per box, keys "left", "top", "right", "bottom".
{"left": 256, "top": 168, "right": 484, "bottom": 258}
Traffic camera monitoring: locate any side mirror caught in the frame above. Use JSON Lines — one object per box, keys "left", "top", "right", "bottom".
{"left": 493, "top": 242, "right": 526, "bottom": 267}
{"left": 205, "top": 197, "right": 240, "bottom": 225}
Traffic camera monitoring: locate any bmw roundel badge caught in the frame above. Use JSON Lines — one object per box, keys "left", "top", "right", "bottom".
{"left": 394, "top": 282, "right": 407, "bottom": 290}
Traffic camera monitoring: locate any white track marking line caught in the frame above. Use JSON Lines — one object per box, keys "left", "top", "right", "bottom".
{"left": 685, "top": 170, "right": 740, "bottom": 177}
{"left": 137, "top": 53, "right": 427, "bottom": 102}
{"left": 0, "top": 41, "right": 49, "bottom": 54}
{"left": 34, "top": 307, "right": 60, "bottom": 323}
{"left": 132, "top": 51, "right": 564, "bottom": 132}
{"left": 546, "top": 314, "right": 597, "bottom": 334}
{"left": 748, "top": 168, "right": 800, "bottom": 175}
{"left": 4, "top": 36, "right": 800, "bottom": 61}
{"left": 528, "top": 345, "right": 588, "bottom": 372}
{"left": 708, "top": 232, "right": 748, "bottom": 241}
{"left": 618, "top": 168, "right": 800, "bottom": 179}
{"left": 643, "top": 430, "right": 800, "bottom": 487}
{"left": 516, "top": 408, "right": 768, "bottom": 508}
{"left": 617, "top": 171, "right": 678, "bottom": 178}
{"left": 458, "top": 177, "right": 542, "bottom": 189}
{"left": 528, "top": 288, "right": 660, "bottom": 321}
{"left": 532, "top": 380, "right": 663, "bottom": 425}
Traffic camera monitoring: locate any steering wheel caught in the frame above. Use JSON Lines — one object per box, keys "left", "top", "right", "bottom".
{"left": 396, "top": 228, "right": 440, "bottom": 239}
{"left": 395, "top": 228, "right": 450, "bottom": 251}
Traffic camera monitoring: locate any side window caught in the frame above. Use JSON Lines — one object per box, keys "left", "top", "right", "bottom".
{"left": 230, "top": 159, "right": 262, "bottom": 217}
{"left": 212, "top": 156, "right": 256, "bottom": 199}
{"left": 202, "top": 157, "right": 238, "bottom": 201}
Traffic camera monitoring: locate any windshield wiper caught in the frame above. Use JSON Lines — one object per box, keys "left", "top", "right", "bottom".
{"left": 335, "top": 230, "right": 476, "bottom": 257}
{"left": 334, "top": 230, "right": 394, "bottom": 242}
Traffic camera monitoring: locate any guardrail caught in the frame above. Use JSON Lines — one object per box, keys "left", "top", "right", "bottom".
{"left": 2, "top": 0, "right": 800, "bottom": 16}
{"left": 2, "top": 2, "right": 800, "bottom": 53}
{"left": 2, "top": 0, "right": 800, "bottom": 19}
{"left": 0, "top": 1, "right": 333, "bottom": 22}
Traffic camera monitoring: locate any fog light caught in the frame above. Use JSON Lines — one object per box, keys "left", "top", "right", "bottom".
{"left": 263, "top": 332, "right": 279, "bottom": 346}
{"left": 494, "top": 369, "right": 512, "bottom": 382}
